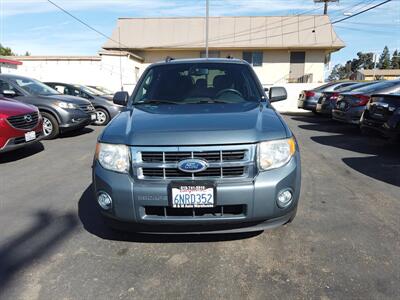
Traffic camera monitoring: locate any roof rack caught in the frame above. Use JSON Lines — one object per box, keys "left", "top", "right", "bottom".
{"left": 165, "top": 56, "right": 175, "bottom": 63}
{"left": 226, "top": 55, "right": 234, "bottom": 59}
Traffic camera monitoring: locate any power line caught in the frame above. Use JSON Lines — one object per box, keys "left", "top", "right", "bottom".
{"left": 46, "top": 0, "right": 129, "bottom": 49}
{"left": 332, "top": 0, "right": 392, "bottom": 24}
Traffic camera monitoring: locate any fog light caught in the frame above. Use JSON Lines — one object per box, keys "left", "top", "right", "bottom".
{"left": 98, "top": 191, "right": 112, "bottom": 210}
{"left": 277, "top": 189, "right": 293, "bottom": 208}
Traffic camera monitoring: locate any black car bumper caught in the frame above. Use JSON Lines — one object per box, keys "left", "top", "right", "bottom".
{"left": 360, "top": 115, "right": 400, "bottom": 139}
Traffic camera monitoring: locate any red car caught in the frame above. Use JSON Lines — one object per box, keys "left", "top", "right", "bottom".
{"left": 0, "top": 96, "right": 44, "bottom": 153}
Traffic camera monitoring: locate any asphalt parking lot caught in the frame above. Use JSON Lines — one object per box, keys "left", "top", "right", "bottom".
{"left": 0, "top": 113, "right": 399, "bottom": 300}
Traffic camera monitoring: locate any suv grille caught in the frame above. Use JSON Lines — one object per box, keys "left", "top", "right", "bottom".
{"left": 141, "top": 150, "right": 246, "bottom": 163}
{"left": 79, "top": 104, "right": 95, "bottom": 114}
{"left": 134, "top": 145, "right": 255, "bottom": 180}
{"left": 7, "top": 112, "right": 39, "bottom": 129}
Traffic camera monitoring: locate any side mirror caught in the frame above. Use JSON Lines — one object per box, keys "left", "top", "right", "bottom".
{"left": 1, "top": 90, "right": 16, "bottom": 97}
{"left": 113, "top": 91, "right": 129, "bottom": 106}
{"left": 269, "top": 87, "right": 287, "bottom": 102}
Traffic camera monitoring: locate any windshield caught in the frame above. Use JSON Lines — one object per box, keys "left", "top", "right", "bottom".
{"left": 90, "top": 86, "right": 113, "bottom": 95}
{"left": 336, "top": 82, "right": 374, "bottom": 92}
{"left": 13, "top": 78, "right": 59, "bottom": 96}
{"left": 351, "top": 81, "right": 400, "bottom": 93}
{"left": 133, "top": 63, "right": 262, "bottom": 104}
{"left": 73, "top": 84, "right": 98, "bottom": 96}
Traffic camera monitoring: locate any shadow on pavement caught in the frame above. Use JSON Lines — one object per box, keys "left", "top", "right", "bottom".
{"left": 59, "top": 127, "right": 94, "bottom": 139}
{"left": 0, "top": 142, "right": 44, "bottom": 164}
{"left": 0, "top": 211, "right": 78, "bottom": 292}
{"left": 78, "top": 185, "right": 261, "bottom": 243}
{"left": 288, "top": 114, "right": 400, "bottom": 187}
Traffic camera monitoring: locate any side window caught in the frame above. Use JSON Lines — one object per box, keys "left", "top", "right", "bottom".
{"left": 53, "top": 85, "right": 67, "bottom": 94}
{"left": 134, "top": 69, "right": 153, "bottom": 101}
{"left": 0, "top": 80, "right": 19, "bottom": 94}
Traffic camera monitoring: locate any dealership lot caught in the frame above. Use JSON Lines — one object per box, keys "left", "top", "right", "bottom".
{"left": 0, "top": 114, "right": 399, "bottom": 299}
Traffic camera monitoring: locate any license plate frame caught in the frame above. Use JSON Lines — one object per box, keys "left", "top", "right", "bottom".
{"left": 168, "top": 181, "right": 216, "bottom": 208}
{"left": 24, "top": 131, "right": 36, "bottom": 142}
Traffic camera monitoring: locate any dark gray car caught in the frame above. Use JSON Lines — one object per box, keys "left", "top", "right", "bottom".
{"left": 0, "top": 74, "right": 96, "bottom": 139}
{"left": 332, "top": 80, "right": 400, "bottom": 124}
{"left": 298, "top": 81, "right": 358, "bottom": 112}
{"left": 316, "top": 81, "right": 376, "bottom": 115}
{"left": 45, "top": 82, "right": 123, "bottom": 126}
{"left": 92, "top": 58, "right": 301, "bottom": 234}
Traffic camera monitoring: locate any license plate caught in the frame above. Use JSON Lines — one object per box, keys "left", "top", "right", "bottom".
{"left": 91, "top": 114, "right": 97, "bottom": 121}
{"left": 25, "top": 131, "right": 36, "bottom": 142}
{"left": 170, "top": 182, "right": 215, "bottom": 208}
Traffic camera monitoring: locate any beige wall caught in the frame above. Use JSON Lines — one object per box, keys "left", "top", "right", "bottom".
{"left": 137, "top": 49, "right": 326, "bottom": 85}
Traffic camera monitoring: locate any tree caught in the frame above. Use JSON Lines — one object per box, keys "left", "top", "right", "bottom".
{"left": 328, "top": 64, "right": 348, "bottom": 81}
{"left": 377, "top": 46, "right": 391, "bottom": 69}
{"left": 348, "top": 52, "right": 374, "bottom": 72}
{"left": 391, "top": 50, "right": 400, "bottom": 69}
{"left": 24, "top": 51, "right": 31, "bottom": 56}
{"left": 0, "top": 44, "right": 15, "bottom": 56}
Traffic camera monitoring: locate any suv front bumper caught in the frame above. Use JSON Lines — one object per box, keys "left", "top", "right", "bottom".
{"left": 92, "top": 152, "right": 301, "bottom": 233}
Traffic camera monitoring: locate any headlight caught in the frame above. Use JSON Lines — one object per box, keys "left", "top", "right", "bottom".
{"left": 95, "top": 143, "right": 130, "bottom": 173}
{"left": 258, "top": 137, "right": 296, "bottom": 171}
{"left": 56, "top": 101, "right": 77, "bottom": 109}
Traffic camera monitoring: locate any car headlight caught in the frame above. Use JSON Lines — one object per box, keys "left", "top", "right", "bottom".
{"left": 258, "top": 137, "right": 296, "bottom": 171}
{"left": 95, "top": 143, "right": 130, "bottom": 173}
{"left": 56, "top": 101, "right": 78, "bottom": 109}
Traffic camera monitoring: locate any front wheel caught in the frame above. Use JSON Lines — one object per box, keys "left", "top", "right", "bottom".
{"left": 94, "top": 108, "right": 110, "bottom": 126}
{"left": 41, "top": 112, "right": 60, "bottom": 139}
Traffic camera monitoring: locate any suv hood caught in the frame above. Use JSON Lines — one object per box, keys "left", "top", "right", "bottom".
{"left": 0, "top": 97, "right": 37, "bottom": 118}
{"left": 100, "top": 102, "right": 289, "bottom": 146}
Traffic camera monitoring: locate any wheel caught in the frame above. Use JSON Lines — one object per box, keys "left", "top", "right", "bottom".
{"left": 94, "top": 108, "right": 110, "bottom": 126}
{"left": 41, "top": 112, "right": 60, "bottom": 139}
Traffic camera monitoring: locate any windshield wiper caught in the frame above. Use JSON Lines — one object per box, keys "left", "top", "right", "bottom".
{"left": 134, "top": 99, "right": 181, "bottom": 105}
{"left": 191, "top": 99, "right": 233, "bottom": 104}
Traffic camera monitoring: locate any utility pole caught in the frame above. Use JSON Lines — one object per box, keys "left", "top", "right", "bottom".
{"left": 205, "top": 0, "right": 209, "bottom": 58}
{"left": 314, "top": 0, "right": 338, "bottom": 15}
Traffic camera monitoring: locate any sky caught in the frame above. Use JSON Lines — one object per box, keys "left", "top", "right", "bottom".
{"left": 0, "top": 0, "right": 399, "bottom": 68}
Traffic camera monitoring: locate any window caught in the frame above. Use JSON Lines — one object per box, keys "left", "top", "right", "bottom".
{"left": 0, "top": 80, "right": 19, "bottom": 95}
{"left": 12, "top": 78, "right": 58, "bottom": 96}
{"left": 133, "top": 63, "right": 262, "bottom": 104}
{"left": 200, "top": 51, "right": 220, "bottom": 58}
{"left": 243, "top": 51, "right": 263, "bottom": 66}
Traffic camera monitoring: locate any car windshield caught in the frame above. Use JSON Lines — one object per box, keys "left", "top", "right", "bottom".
{"left": 133, "top": 63, "right": 262, "bottom": 104}
{"left": 13, "top": 78, "right": 59, "bottom": 96}
{"left": 313, "top": 82, "right": 340, "bottom": 92}
{"left": 86, "top": 86, "right": 106, "bottom": 95}
{"left": 91, "top": 86, "right": 113, "bottom": 95}
{"left": 351, "top": 81, "right": 400, "bottom": 93}
{"left": 336, "top": 82, "right": 374, "bottom": 92}
{"left": 73, "top": 84, "right": 98, "bottom": 96}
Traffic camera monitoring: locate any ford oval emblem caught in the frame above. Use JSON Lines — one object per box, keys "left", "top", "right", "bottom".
{"left": 178, "top": 159, "right": 208, "bottom": 173}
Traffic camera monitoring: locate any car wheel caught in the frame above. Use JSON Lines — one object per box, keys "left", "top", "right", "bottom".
{"left": 41, "top": 112, "right": 60, "bottom": 139}
{"left": 94, "top": 108, "right": 110, "bottom": 126}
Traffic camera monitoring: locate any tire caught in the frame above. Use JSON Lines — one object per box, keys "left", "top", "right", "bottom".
{"left": 94, "top": 108, "right": 110, "bottom": 126}
{"left": 41, "top": 112, "right": 60, "bottom": 139}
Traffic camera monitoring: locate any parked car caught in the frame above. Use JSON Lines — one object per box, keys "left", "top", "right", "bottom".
{"left": 0, "top": 74, "right": 96, "bottom": 139}
{"left": 93, "top": 58, "right": 301, "bottom": 234}
{"left": 316, "top": 81, "right": 376, "bottom": 115}
{"left": 298, "top": 81, "right": 358, "bottom": 112}
{"left": 360, "top": 93, "right": 400, "bottom": 140}
{"left": 0, "top": 96, "right": 44, "bottom": 153}
{"left": 45, "top": 82, "right": 123, "bottom": 125}
{"left": 332, "top": 80, "right": 400, "bottom": 124}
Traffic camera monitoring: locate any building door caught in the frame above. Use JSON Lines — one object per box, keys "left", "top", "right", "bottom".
{"left": 289, "top": 52, "right": 305, "bottom": 82}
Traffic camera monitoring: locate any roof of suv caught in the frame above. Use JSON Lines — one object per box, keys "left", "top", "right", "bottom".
{"left": 152, "top": 58, "right": 249, "bottom": 66}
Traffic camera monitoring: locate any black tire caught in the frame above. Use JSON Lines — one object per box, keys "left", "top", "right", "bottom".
{"left": 94, "top": 108, "right": 110, "bottom": 126}
{"left": 41, "top": 112, "right": 60, "bottom": 139}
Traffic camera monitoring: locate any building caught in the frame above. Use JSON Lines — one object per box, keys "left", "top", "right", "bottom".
{"left": 103, "top": 16, "right": 344, "bottom": 85}
{"left": 355, "top": 69, "right": 400, "bottom": 81}
{"left": 0, "top": 58, "right": 22, "bottom": 73}
{"left": 1, "top": 15, "right": 344, "bottom": 93}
